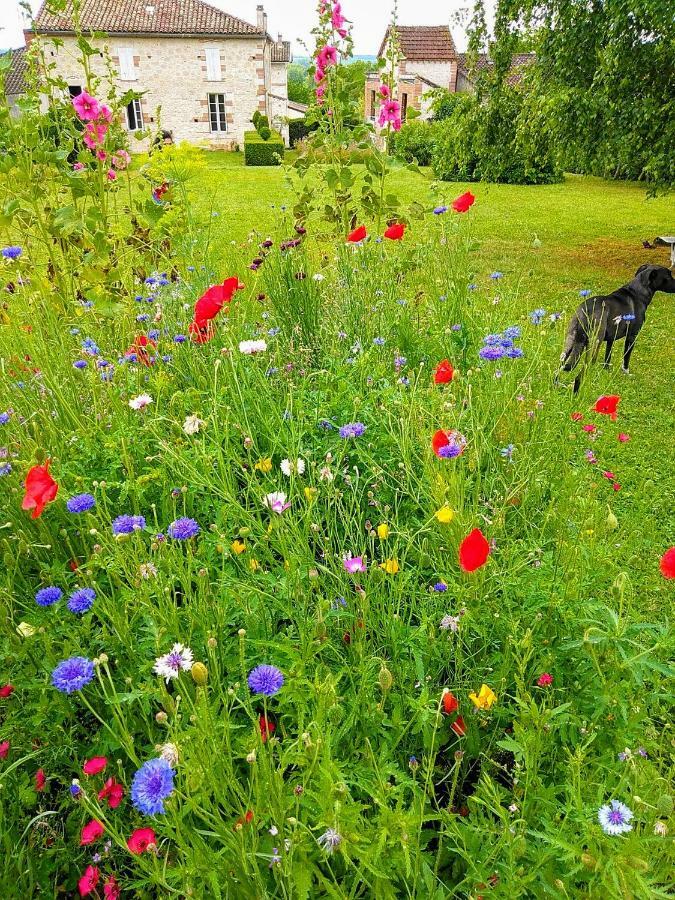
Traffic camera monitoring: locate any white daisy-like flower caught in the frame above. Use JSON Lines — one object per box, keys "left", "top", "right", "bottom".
{"left": 183, "top": 414, "right": 205, "bottom": 435}
{"left": 139, "top": 562, "right": 158, "bottom": 579}
{"left": 263, "top": 491, "right": 291, "bottom": 514}
{"left": 156, "top": 742, "right": 180, "bottom": 766}
{"left": 239, "top": 339, "right": 267, "bottom": 355}
{"left": 153, "top": 643, "right": 194, "bottom": 683}
{"left": 598, "top": 800, "right": 634, "bottom": 836}
{"left": 280, "top": 458, "right": 306, "bottom": 477}
{"left": 313, "top": 273, "right": 325, "bottom": 281}
{"left": 129, "top": 393, "right": 153, "bottom": 410}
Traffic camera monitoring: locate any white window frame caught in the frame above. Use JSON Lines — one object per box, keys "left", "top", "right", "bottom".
{"left": 126, "top": 99, "right": 143, "bottom": 131}
{"left": 117, "top": 47, "right": 136, "bottom": 81}
{"left": 205, "top": 48, "right": 222, "bottom": 82}
{"left": 208, "top": 93, "right": 227, "bottom": 132}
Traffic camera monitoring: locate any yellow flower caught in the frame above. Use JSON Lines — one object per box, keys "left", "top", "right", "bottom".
{"left": 376, "top": 523, "right": 390, "bottom": 540}
{"left": 249, "top": 558, "right": 260, "bottom": 572}
{"left": 231, "top": 539, "right": 246, "bottom": 555}
{"left": 380, "top": 558, "right": 400, "bottom": 575}
{"left": 304, "top": 486, "right": 317, "bottom": 502}
{"left": 469, "top": 684, "right": 497, "bottom": 710}
{"left": 17, "top": 622, "right": 36, "bottom": 638}
{"left": 255, "top": 457, "right": 273, "bottom": 473}
{"left": 435, "top": 506, "right": 455, "bottom": 524}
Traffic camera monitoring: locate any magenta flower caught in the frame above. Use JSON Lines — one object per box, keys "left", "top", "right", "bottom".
{"left": 378, "top": 98, "right": 402, "bottom": 131}
{"left": 72, "top": 91, "right": 101, "bottom": 122}
{"left": 318, "top": 45, "right": 338, "bottom": 69}
{"left": 314, "top": 67, "right": 326, "bottom": 85}
{"left": 343, "top": 555, "right": 366, "bottom": 574}
{"left": 83, "top": 122, "right": 108, "bottom": 150}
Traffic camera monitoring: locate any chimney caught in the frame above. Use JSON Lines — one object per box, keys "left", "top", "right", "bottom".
{"left": 278, "top": 33, "right": 282, "bottom": 43}
{"left": 256, "top": 5, "right": 267, "bottom": 33}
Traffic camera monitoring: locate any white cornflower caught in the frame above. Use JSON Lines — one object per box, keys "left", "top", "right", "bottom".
{"left": 139, "top": 562, "right": 158, "bottom": 579}
{"left": 280, "top": 458, "right": 305, "bottom": 477}
{"left": 183, "top": 414, "right": 205, "bottom": 435}
{"left": 317, "top": 828, "right": 342, "bottom": 854}
{"left": 156, "top": 742, "right": 180, "bottom": 766}
{"left": 153, "top": 643, "right": 194, "bottom": 683}
{"left": 129, "top": 393, "right": 153, "bottom": 410}
{"left": 263, "top": 492, "right": 290, "bottom": 514}
{"left": 313, "top": 273, "right": 325, "bottom": 281}
{"left": 440, "top": 615, "right": 461, "bottom": 633}
{"left": 319, "top": 466, "right": 334, "bottom": 482}
{"left": 597, "top": 800, "right": 633, "bottom": 836}
{"left": 239, "top": 339, "right": 267, "bottom": 355}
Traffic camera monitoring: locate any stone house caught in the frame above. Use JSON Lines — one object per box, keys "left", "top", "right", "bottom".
{"left": 365, "top": 25, "right": 535, "bottom": 126}
{"left": 2, "top": 47, "right": 29, "bottom": 116}
{"left": 25, "top": 0, "right": 293, "bottom": 148}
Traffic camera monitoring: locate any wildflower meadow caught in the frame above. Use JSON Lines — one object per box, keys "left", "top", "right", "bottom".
{"left": 0, "top": 2, "right": 673, "bottom": 898}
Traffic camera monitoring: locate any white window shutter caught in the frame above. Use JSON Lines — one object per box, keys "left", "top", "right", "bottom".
{"left": 118, "top": 48, "right": 136, "bottom": 81}
{"left": 205, "top": 48, "right": 222, "bottom": 81}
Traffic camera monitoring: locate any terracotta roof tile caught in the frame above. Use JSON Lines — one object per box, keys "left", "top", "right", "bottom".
{"left": 3, "top": 47, "right": 28, "bottom": 96}
{"left": 32, "top": 0, "right": 262, "bottom": 36}
{"left": 457, "top": 51, "right": 536, "bottom": 85}
{"left": 379, "top": 26, "right": 456, "bottom": 61}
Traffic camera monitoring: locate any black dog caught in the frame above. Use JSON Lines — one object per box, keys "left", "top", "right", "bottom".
{"left": 559, "top": 264, "right": 675, "bottom": 392}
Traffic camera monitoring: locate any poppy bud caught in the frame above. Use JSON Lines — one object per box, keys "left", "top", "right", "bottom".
{"left": 378, "top": 665, "right": 393, "bottom": 692}
{"left": 580, "top": 853, "right": 597, "bottom": 871}
{"left": 606, "top": 507, "right": 618, "bottom": 530}
{"left": 207, "top": 637, "right": 217, "bottom": 649}
{"left": 191, "top": 662, "right": 208, "bottom": 685}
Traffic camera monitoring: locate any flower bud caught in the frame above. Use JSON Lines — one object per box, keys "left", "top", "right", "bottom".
{"left": 378, "top": 665, "right": 393, "bottom": 692}
{"left": 376, "top": 523, "right": 389, "bottom": 540}
{"left": 191, "top": 662, "right": 208, "bottom": 685}
{"left": 246, "top": 750, "right": 256, "bottom": 763}
{"left": 581, "top": 853, "right": 597, "bottom": 871}
{"left": 207, "top": 637, "right": 217, "bottom": 649}
{"left": 155, "top": 711, "right": 168, "bottom": 724}
{"left": 606, "top": 507, "right": 618, "bottom": 530}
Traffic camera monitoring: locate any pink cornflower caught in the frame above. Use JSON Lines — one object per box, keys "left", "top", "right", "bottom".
{"left": 73, "top": 162, "right": 85, "bottom": 171}
{"left": 106, "top": 169, "right": 117, "bottom": 181}
{"left": 536, "top": 673, "right": 553, "bottom": 687}
{"left": 582, "top": 424, "right": 596, "bottom": 434}
{"left": 617, "top": 433, "right": 630, "bottom": 443}
{"left": 602, "top": 470, "right": 616, "bottom": 481}
{"left": 343, "top": 555, "right": 366, "bottom": 574}
{"left": 72, "top": 91, "right": 101, "bottom": 122}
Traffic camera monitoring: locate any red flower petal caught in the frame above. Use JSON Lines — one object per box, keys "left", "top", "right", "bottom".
{"left": 660, "top": 547, "right": 675, "bottom": 579}
{"left": 592, "top": 395, "right": 620, "bottom": 420}
{"left": 347, "top": 225, "right": 367, "bottom": 243}
{"left": 0, "top": 684, "right": 14, "bottom": 698}
{"left": 432, "top": 429, "right": 449, "bottom": 457}
{"left": 442, "top": 691, "right": 459, "bottom": 715}
{"left": 80, "top": 819, "right": 104, "bottom": 846}
{"left": 384, "top": 222, "right": 405, "bottom": 240}
{"left": 78, "top": 865, "right": 100, "bottom": 897}
{"left": 434, "top": 359, "right": 455, "bottom": 385}
{"left": 450, "top": 716, "right": 466, "bottom": 736}
{"left": 35, "top": 768, "right": 46, "bottom": 791}
{"left": 459, "top": 528, "right": 490, "bottom": 573}
{"left": 83, "top": 756, "right": 107, "bottom": 775}
{"left": 451, "top": 191, "right": 475, "bottom": 213}
{"left": 127, "top": 827, "right": 156, "bottom": 854}
{"left": 22, "top": 459, "right": 58, "bottom": 519}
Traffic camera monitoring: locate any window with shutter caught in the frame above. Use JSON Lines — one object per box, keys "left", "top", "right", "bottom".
{"left": 118, "top": 48, "right": 136, "bottom": 81}
{"left": 205, "top": 48, "right": 222, "bottom": 81}
{"left": 126, "top": 100, "right": 143, "bottom": 131}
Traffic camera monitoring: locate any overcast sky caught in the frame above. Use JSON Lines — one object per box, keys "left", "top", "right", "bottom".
{"left": 0, "top": 0, "right": 481, "bottom": 54}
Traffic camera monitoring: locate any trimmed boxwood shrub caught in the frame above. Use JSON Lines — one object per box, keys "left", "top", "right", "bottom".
{"left": 244, "top": 129, "right": 284, "bottom": 166}
{"left": 390, "top": 121, "right": 439, "bottom": 166}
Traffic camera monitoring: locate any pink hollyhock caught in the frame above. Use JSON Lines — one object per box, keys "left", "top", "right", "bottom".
{"left": 127, "top": 827, "right": 156, "bottom": 854}
{"left": 384, "top": 222, "right": 405, "bottom": 240}
{"left": 593, "top": 394, "right": 620, "bottom": 420}
{"left": 451, "top": 191, "right": 476, "bottom": 213}
{"left": 78, "top": 865, "right": 99, "bottom": 897}
{"left": 314, "top": 67, "right": 326, "bottom": 85}
{"left": 72, "top": 91, "right": 101, "bottom": 122}
{"left": 316, "top": 85, "right": 326, "bottom": 101}
{"left": 96, "top": 149, "right": 107, "bottom": 162}
{"left": 112, "top": 149, "right": 131, "bottom": 170}
{"left": 103, "top": 875, "right": 121, "bottom": 900}
{"left": 343, "top": 555, "right": 366, "bottom": 574}
{"left": 0, "top": 741, "right": 9, "bottom": 759}
{"left": 536, "top": 673, "right": 553, "bottom": 687}
{"left": 83, "top": 756, "right": 107, "bottom": 776}
{"left": 22, "top": 459, "right": 58, "bottom": 519}
{"left": 318, "top": 45, "right": 338, "bottom": 69}
{"left": 347, "top": 225, "right": 367, "bottom": 243}
{"left": 458, "top": 528, "right": 490, "bottom": 573}
{"left": 660, "top": 547, "right": 675, "bottom": 579}
{"left": 73, "top": 162, "right": 86, "bottom": 171}
{"left": 378, "top": 98, "right": 402, "bottom": 130}
{"left": 98, "top": 777, "right": 124, "bottom": 809}
{"left": 83, "top": 122, "right": 108, "bottom": 150}
{"left": 331, "top": 2, "right": 346, "bottom": 32}
{"left": 80, "top": 819, "right": 104, "bottom": 846}
{"left": 379, "top": 83, "right": 390, "bottom": 98}
{"left": 0, "top": 684, "right": 14, "bottom": 698}
{"left": 618, "top": 433, "right": 630, "bottom": 442}
{"left": 35, "top": 769, "right": 46, "bottom": 791}
{"left": 98, "top": 104, "right": 113, "bottom": 124}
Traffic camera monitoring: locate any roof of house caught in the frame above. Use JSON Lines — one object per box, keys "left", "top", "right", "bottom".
{"left": 271, "top": 40, "right": 291, "bottom": 63}
{"left": 31, "top": 0, "right": 263, "bottom": 37}
{"left": 3, "top": 46, "right": 28, "bottom": 96}
{"left": 287, "top": 99, "right": 308, "bottom": 114}
{"left": 378, "top": 25, "right": 456, "bottom": 61}
{"left": 457, "top": 51, "right": 535, "bottom": 85}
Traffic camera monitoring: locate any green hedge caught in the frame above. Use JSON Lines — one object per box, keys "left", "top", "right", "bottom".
{"left": 244, "top": 129, "right": 285, "bottom": 166}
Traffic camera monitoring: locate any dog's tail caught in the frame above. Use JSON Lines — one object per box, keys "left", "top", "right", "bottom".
{"left": 559, "top": 319, "right": 587, "bottom": 372}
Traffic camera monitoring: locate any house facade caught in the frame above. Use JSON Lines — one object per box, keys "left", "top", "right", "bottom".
{"left": 26, "top": 0, "right": 292, "bottom": 148}
{"left": 366, "top": 25, "right": 535, "bottom": 125}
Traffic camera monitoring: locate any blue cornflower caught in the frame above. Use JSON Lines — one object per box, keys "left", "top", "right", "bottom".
{"left": 499, "top": 337, "right": 514, "bottom": 349}
{"left": 173, "top": 335, "right": 187, "bottom": 343}
{"left": 148, "top": 329, "right": 160, "bottom": 340}
{"left": 433, "top": 582, "right": 448, "bottom": 592}
{"left": 331, "top": 596, "right": 347, "bottom": 609}
{"left": 504, "top": 346, "right": 524, "bottom": 359}
{"left": 70, "top": 328, "right": 80, "bottom": 335}
{"left": 82, "top": 337, "right": 100, "bottom": 356}
{"left": 145, "top": 276, "right": 157, "bottom": 286}
{"left": 248, "top": 664, "right": 284, "bottom": 696}
{"left": 51, "top": 656, "right": 95, "bottom": 694}
{"left": 317, "top": 419, "right": 334, "bottom": 430}
{"left": 467, "top": 284, "right": 477, "bottom": 291}
{"left": 73, "top": 360, "right": 88, "bottom": 369}
{"left": 339, "top": 422, "right": 366, "bottom": 439}
{"left": 1, "top": 246, "right": 22, "bottom": 260}
{"left": 0, "top": 463, "right": 11, "bottom": 476}
{"left": 503, "top": 326, "right": 521, "bottom": 339}
{"left": 622, "top": 314, "right": 636, "bottom": 321}
{"left": 394, "top": 355, "right": 407, "bottom": 368}
{"left": 433, "top": 206, "right": 448, "bottom": 215}
{"left": 268, "top": 327, "right": 281, "bottom": 337}
{"left": 167, "top": 518, "right": 200, "bottom": 540}
{"left": 373, "top": 336, "right": 386, "bottom": 346}
{"left": 100, "top": 369, "right": 114, "bottom": 382}
{"left": 112, "top": 514, "right": 146, "bottom": 535}
{"left": 451, "top": 323, "right": 462, "bottom": 331}
{"left": 131, "top": 758, "right": 175, "bottom": 815}
{"left": 161, "top": 355, "right": 171, "bottom": 363}
{"left": 70, "top": 783, "right": 82, "bottom": 798}
{"left": 579, "top": 289, "right": 592, "bottom": 297}
{"left": 398, "top": 376, "right": 410, "bottom": 386}
{"left": 500, "top": 444, "right": 515, "bottom": 461}
{"left": 68, "top": 587, "right": 96, "bottom": 614}
{"left": 187, "top": 266, "right": 195, "bottom": 272}
{"left": 437, "top": 442, "right": 464, "bottom": 459}
{"left": 136, "top": 314, "right": 150, "bottom": 322}
{"left": 66, "top": 493, "right": 96, "bottom": 513}
{"left": 265, "top": 367, "right": 279, "bottom": 377}
{"left": 529, "top": 308, "right": 546, "bottom": 325}
{"left": 479, "top": 345, "right": 505, "bottom": 362}
{"left": 483, "top": 334, "right": 503, "bottom": 346}
{"left": 35, "top": 586, "right": 62, "bottom": 607}
{"left": 0, "top": 412, "right": 9, "bottom": 425}
{"left": 490, "top": 272, "right": 503, "bottom": 280}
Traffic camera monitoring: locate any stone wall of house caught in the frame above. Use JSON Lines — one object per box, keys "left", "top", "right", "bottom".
{"left": 37, "top": 33, "right": 274, "bottom": 150}
{"left": 270, "top": 61, "right": 289, "bottom": 144}
{"left": 402, "top": 59, "right": 454, "bottom": 90}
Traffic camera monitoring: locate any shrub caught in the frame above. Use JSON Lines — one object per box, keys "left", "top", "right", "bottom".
{"left": 289, "top": 117, "right": 318, "bottom": 147}
{"left": 431, "top": 88, "right": 562, "bottom": 185}
{"left": 390, "top": 120, "right": 438, "bottom": 166}
{"left": 258, "top": 125, "right": 271, "bottom": 141}
{"left": 244, "top": 129, "right": 284, "bottom": 166}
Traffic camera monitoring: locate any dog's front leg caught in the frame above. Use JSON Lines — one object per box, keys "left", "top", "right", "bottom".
{"left": 603, "top": 340, "right": 614, "bottom": 369}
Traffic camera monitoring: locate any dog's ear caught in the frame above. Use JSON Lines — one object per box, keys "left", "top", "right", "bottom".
{"left": 635, "top": 264, "right": 650, "bottom": 276}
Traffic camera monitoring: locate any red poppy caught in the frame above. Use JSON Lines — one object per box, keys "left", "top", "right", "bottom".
{"left": 0, "top": 741, "right": 9, "bottom": 759}
{"left": 434, "top": 359, "right": 455, "bottom": 385}
{"left": 83, "top": 756, "right": 107, "bottom": 775}
{"left": 126, "top": 334, "right": 157, "bottom": 367}
{"left": 450, "top": 716, "right": 466, "bottom": 737}
{"left": 442, "top": 691, "right": 458, "bottom": 715}
{"left": 432, "top": 429, "right": 466, "bottom": 459}
{"left": 0, "top": 684, "right": 14, "bottom": 698}
{"left": 459, "top": 528, "right": 490, "bottom": 573}
{"left": 22, "top": 459, "right": 58, "bottom": 519}
{"left": 35, "top": 768, "right": 46, "bottom": 791}
{"left": 660, "top": 547, "right": 675, "bottom": 579}
{"left": 384, "top": 222, "right": 405, "bottom": 241}
{"left": 347, "top": 225, "right": 367, "bottom": 243}
{"left": 78, "top": 865, "right": 100, "bottom": 898}
{"left": 193, "top": 277, "right": 242, "bottom": 328}
{"left": 451, "top": 191, "right": 476, "bottom": 213}
{"left": 188, "top": 320, "right": 216, "bottom": 343}
{"left": 103, "top": 875, "right": 121, "bottom": 900}
{"left": 259, "top": 715, "right": 276, "bottom": 743}
{"left": 234, "top": 810, "right": 254, "bottom": 830}
{"left": 593, "top": 395, "right": 620, "bottom": 420}
{"left": 98, "top": 776, "right": 124, "bottom": 809}
{"left": 570, "top": 412, "right": 583, "bottom": 422}
{"left": 127, "top": 826, "right": 156, "bottom": 854}
{"left": 80, "top": 819, "right": 104, "bottom": 846}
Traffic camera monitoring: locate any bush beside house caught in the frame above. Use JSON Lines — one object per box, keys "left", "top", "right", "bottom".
{"left": 244, "top": 129, "right": 284, "bottom": 165}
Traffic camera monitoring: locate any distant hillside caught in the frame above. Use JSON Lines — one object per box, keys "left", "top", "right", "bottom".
{"left": 293, "top": 55, "right": 376, "bottom": 67}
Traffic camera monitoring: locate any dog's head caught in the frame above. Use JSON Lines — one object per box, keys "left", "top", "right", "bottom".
{"left": 635, "top": 264, "right": 675, "bottom": 294}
